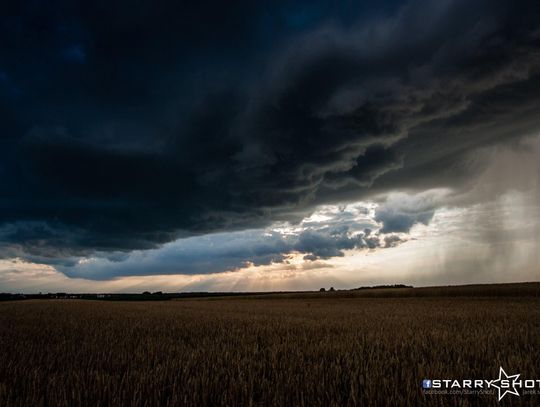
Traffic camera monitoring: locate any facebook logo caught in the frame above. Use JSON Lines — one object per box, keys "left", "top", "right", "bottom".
{"left": 422, "top": 379, "right": 432, "bottom": 389}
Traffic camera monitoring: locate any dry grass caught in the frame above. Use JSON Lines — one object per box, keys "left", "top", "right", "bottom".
{"left": 1, "top": 290, "right": 540, "bottom": 406}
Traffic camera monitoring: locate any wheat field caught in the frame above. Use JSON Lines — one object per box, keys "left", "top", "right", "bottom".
{"left": 1, "top": 290, "right": 540, "bottom": 406}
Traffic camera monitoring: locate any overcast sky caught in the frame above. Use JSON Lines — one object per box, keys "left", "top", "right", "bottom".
{"left": 1, "top": 0, "right": 540, "bottom": 292}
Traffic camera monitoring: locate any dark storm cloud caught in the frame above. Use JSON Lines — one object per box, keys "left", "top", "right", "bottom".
{"left": 373, "top": 190, "right": 443, "bottom": 233}
{"left": 375, "top": 208, "right": 433, "bottom": 233}
{"left": 57, "top": 225, "right": 398, "bottom": 280}
{"left": 1, "top": 0, "right": 540, "bottom": 263}
{"left": 0, "top": 200, "right": 406, "bottom": 280}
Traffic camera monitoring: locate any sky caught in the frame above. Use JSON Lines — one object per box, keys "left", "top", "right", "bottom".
{"left": 1, "top": 0, "right": 540, "bottom": 293}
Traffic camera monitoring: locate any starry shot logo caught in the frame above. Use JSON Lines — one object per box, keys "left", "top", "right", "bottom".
{"left": 422, "top": 367, "right": 540, "bottom": 401}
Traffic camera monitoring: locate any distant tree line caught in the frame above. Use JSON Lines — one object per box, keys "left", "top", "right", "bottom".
{"left": 353, "top": 284, "right": 413, "bottom": 290}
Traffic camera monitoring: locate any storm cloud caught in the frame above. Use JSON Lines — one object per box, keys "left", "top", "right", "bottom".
{"left": 1, "top": 0, "right": 540, "bottom": 271}
{"left": 1, "top": 202, "right": 409, "bottom": 280}
{"left": 56, "top": 228, "right": 385, "bottom": 280}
